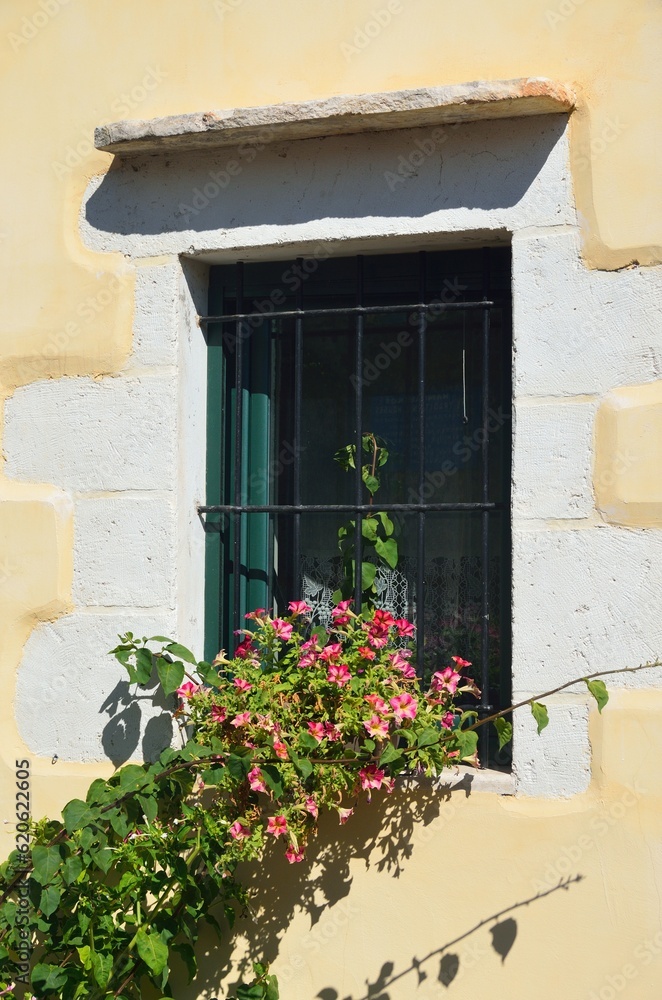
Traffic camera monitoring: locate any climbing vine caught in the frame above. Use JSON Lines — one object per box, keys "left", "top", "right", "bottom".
{"left": 0, "top": 600, "right": 655, "bottom": 999}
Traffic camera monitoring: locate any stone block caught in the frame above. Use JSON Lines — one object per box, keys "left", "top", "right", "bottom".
{"left": 512, "top": 525, "right": 662, "bottom": 693}
{"left": 73, "top": 497, "right": 174, "bottom": 607}
{"left": 14, "top": 612, "right": 177, "bottom": 763}
{"left": 513, "top": 701, "right": 591, "bottom": 798}
{"left": 595, "top": 381, "right": 662, "bottom": 526}
{"left": 4, "top": 376, "right": 176, "bottom": 491}
{"left": 513, "top": 400, "right": 596, "bottom": 519}
{"left": 132, "top": 263, "right": 179, "bottom": 367}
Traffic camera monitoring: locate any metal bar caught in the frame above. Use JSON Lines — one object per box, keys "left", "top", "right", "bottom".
{"left": 354, "top": 256, "right": 364, "bottom": 613}
{"left": 480, "top": 249, "right": 492, "bottom": 767}
{"left": 416, "top": 252, "right": 426, "bottom": 675}
{"left": 200, "top": 502, "right": 503, "bottom": 514}
{"left": 293, "top": 259, "right": 303, "bottom": 600}
{"left": 232, "top": 261, "right": 244, "bottom": 642}
{"left": 199, "top": 300, "right": 494, "bottom": 323}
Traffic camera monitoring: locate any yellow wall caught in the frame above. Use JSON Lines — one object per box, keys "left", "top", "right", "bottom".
{"left": 1, "top": 2, "right": 661, "bottom": 997}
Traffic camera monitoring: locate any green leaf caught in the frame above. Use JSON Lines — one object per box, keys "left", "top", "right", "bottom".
{"left": 118, "top": 764, "right": 151, "bottom": 793}
{"left": 31, "top": 845, "right": 62, "bottom": 885}
{"left": 196, "top": 660, "right": 222, "bottom": 687}
{"left": 361, "top": 518, "right": 379, "bottom": 541}
{"left": 165, "top": 642, "right": 198, "bottom": 665}
{"left": 156, "top": 658, "right": 185, "bottom": 697}
{"left": 363, "top": 738, "right": 376, "bottom": 752}
{"left": 91, "top": 847, "right": 114, "bottom": 873}
{"left": 298, "top": 731, "right": 320, "bottom": 750}
{"left": 585, "top": 678, "right": 609, "bottom": 713}
{"left": 261, "top": 765, "right": 284, "bottom": 799}
{"left": 360, "top": 561, "right": 377, "bottom": 590}
{"left": 361, "top": 470, "right": 380, "bottom": 495}
{"left": 134, "top": 648, "right": 154, "bottom": 685}
{"left": 108, "top": 807, "right": 130, "bottom": 839}
{"left": 227, "top": 754, "right": 252, "bottom": 781}
{"left": 62, "top": 854, "right": 84, "bottom": 885}
{"left": 91, "top": 951, "right": 113, "bottom": 988}
{"left": 62, "top": 799, "right": 94, "bottom": 834}
{"left": 417, "top": 727, "right": 440, "bottom": 748}
{"left": 289, "top": 752, "right": 313, "bottom": 781}
{"left": 39, "top": 881, "right": 62, "bottom": 916}
{"left": 148, "top": 635, "right": 173, "bottom": 643}
{"left": 454, "top": 729, "right": 479, "bottom": 760}
{"left": 530, "top": 701, "right": 549, "bottom": 735}
{"left": 201, "top": 765, "right": 226, "bottom": 786}
{"left": 493, "top": 717, "right": 513, "bottom": 750}
{"left": 265, "top": 974, "right": 280, "bottom": 1000}
{"left": 374, "top": 536, "right": 398, "bottom": 569}
{"left": 173, "top": 942, "right": 197, "bottom": 983}
{"left": 333, "top": 444, "right": 355, "bottom": 470}
{"left": 31, "top": 963, "right": 68, "bottom": 992}
{"left": 379, "top": 743, "right": 404, "bottom": 766}
{"left": 135, "top": 927, "right": 169, "bottom": 976}
{"left": 137, "top": 792, "right": 158, "bottom": 823}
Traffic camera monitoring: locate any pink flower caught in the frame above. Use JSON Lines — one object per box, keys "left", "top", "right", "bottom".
{"left": 338, "top": 807, "right": 354, "bottom": 824}
{"left": 230, "top": 712, "right": 251, "bottom": 727}
{"left": 359, "top": 764, "right": 387, "bottom": 790}
{"left": 301, "top": 638, "right": 321, "bottom": 652}
{"left": 365, "top": 693, "right": 390, "bottom": 715}
{"left": 431, "top": 668, "right": 461, "bottom": 695}
{"left": 266, "top": 815, "right": 288, "bottom": 838}
{"left": 211, "top": 705, "right": 227, "bottom": 723}
{"left": 304, "top": 796, "right": 318, "bottom": 819}
{"left": 257, "top": 714, "right": 276, "bottom": 732}
{"left": 363, "top": 715, "right": 390, "bottom": 739}
{"left": 229, "top": 820, "right": 250, "bottom": 840}
{"left": 248, "top": 767, "right": 268, "bottom": 793}
{"left": 233, "top": 677, "right": 253, "bottom": 692}
{"left": 285, "top": 845, "right": 305, "bottom": 863}
{"left": 324, "top": 722, "right": 342, "bottom": 742}
{"left": 288, "top": 600, "right": 312, "bottom": 615}
{"left": 176, "top": 681, "right": 200, "bottom": 699}
{"left": 441, "top": 711, "right": 455, "bottom": 730}
{"left": 357, "top": 646, "right": 376, "bottom": 661}
{"left": 459, "top": 677, "right": 482, "bottom": 698}
{"left": 372, "top": 609, "right": 395, "bottom": 628}
{"left": 319, "top": 643, "right": 343, "bottom": 663}
{"left": 272, "top": 618, "right": 293, "bottom": 640}
{"left": 331, "top": 600, "right": 353, "bottom": 624}
{"left": 394, "top": 618, "right": 415, "bottom": 638}
{"left": 334, "top": 599, "right": 353, "bottom": 612}
{"left": 390, "top": 692, "right": 418, "bottom": 721}
{"left": 451, "top": 656, "right": 472, "bottom": 669}
{"left": 327, "top": 664, "right": 351, "bottom": 687}
{"left": 234, "top": 637, "right": 254, "bottom": 659}
{"left": 390, "top": 652, "right": 416, "bottom": 679}
{"left": 307, "top": 721, "right": 326, "bottom": 743}
{"left": 299, "top": 652, "right": 318, "bottom": 668}
{"left": 368, "top": 634, "right": 389, "bottom": 650}
{"left": 273, "top": 739, "right": 289, "bottom": 760}
{"left": 244, "top": 608, "right": 267, "bottom": 620}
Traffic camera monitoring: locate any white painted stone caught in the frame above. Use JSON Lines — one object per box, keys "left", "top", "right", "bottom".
{"left": 81, "top": 115, "right": 574, "bottom": 259}
{"left": 15, "top": 612, "right": 178, "bottom": 763}
{"left": 512, "top": 525, "right": 662, "bottom": 694}
{"left": 513, "top": 229, "right": 662, "bottom": 396}
{"left": 73, "top": 496, "right": 175, "bottom": 607}
{"left": 132, "top": 263, "right": 179, "bottom": 367}
{"left": 513, "top": 400, "right": 597, "bottom": 519}
{"left": 4, "top": 375, "right": 176, "bottom": 491}
{"left": 513, "top": 701, "right": 591, "bottom": 798}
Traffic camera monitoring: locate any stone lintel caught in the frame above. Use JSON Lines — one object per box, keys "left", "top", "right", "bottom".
{"left": 94, "top": 77, "right": 575, "bottom": 156}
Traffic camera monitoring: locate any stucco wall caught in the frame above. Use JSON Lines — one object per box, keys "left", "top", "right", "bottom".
{"left": 1, "top": 3, "right": 662, "bottom": 998}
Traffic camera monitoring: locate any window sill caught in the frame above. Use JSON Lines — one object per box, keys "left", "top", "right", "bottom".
{"left": 400, "top": 765, "right": 516, "bottom": 797}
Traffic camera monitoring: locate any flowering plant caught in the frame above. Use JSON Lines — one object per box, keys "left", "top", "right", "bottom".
{"left": 177, "top": 601, "right": 481, "bottom": 864}
{"left": 0, "top": 596, "right": 638, "bottom": 1000}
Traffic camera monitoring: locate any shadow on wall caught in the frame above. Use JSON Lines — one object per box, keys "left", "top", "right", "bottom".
{"left": 84, "top": 114, "right": 568, "bottom": 243}
{"left": 100, "top": 669, "right": 175, "bottom": 767}
{"left": 176, "top": 778, "right": 582, "bottom": 1000}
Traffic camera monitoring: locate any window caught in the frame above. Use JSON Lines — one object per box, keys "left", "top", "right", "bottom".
{"left": 201, "top": 248, "right": 511, "bottom": 764}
